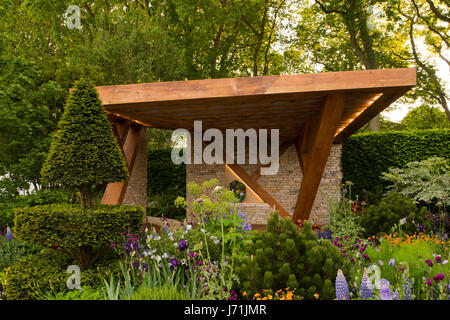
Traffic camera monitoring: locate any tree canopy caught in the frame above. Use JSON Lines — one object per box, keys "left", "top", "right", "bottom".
{"left": 0, "top": 0, "right": 448, "bottom": 192}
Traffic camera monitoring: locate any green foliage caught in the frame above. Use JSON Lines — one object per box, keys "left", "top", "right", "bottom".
{"left": 147, "top": 148, "right": 186, "bottom": 220}
{"left": 401, "top": 105, "right": 450, "bottom": 130}
{"left": 13, "top": 204, "right": 143, "bottom": 269}
{"left": 342, "top": 129, "right": 450, "bottom": 199}
{"left": 3, "top": 249, "right": 120, "bottom": 300}
{"left": 382, "top": 157, "right": 450, "bottom": 208}
{"left": 41, "top": 80, "right": 128, "bottom": 208}
{"left": 46, "top": 286, "right": 104, "bottom": 300}
{"left": 130, "top": 284, "right": 192, "bottom": 300}
{"left": 360, "top": 193, "right": 430, "bottom": 237}
{"left": 0, "top": 188, "right": 71, "bottom": 229}
{"left": 0, "top": 238, "right": 41, "bottom": 271}
{"left": 187, "top": 179, "right": 253, "bottom": 256}
{"left": 365, "top": 234, "right": 450, "bottom": 300}
{"left": 326, "top": 183, "right": 365, "bottom": 240}
{"left": 235, "top": 212, "right": 353, "bottom": 300}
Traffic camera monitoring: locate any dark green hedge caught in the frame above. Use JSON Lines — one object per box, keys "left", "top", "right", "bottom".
{"left": 342, "top": 129, "right": 450, "bottom": 199}
{"left": 13, "top": 204, "right": 143, "bottom": 249}
{"left": 3, "top": 249, "right": 120, "bottom": 300}
{"left": 147, "top": 148, "right": 186, "bottom": 197}
{"left": 13, "top": 204, "right": 143, "bottom": 269}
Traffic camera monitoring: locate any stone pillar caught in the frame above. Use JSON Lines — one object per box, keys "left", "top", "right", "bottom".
{"left": 122, "top": 127, "right": 148, "bottom": 213}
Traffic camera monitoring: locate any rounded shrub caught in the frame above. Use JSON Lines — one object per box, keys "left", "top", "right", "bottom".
{"left": 360, "top": 193, "right": 430, "bottom": 237}
{"left": 234, "top": 212, "right": 353, "bottom": 300}
{"left": 13, "top": 204, "right": 143, "bottom": 269}
{"left": 3, "top": 249, "right": 120, "bottom": 300}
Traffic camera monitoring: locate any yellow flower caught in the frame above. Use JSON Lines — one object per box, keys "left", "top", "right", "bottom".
{"left": 268, "top": 294, "right": 273, "bottom": 300}
{"left": 314, "top": 293, "right": 319, "bottom": 299}
{"left": 243, "top": 291, "right": 247, "bottom": 296}
{"left": 254, "top": 293, "right": 260, "bottom": 297}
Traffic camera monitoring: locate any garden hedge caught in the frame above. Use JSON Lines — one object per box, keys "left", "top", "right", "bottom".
{"left": 3, "top": 249, "right": 120, "bottom": 300}
{"left": 13, "top": 204, "right": 143, "bottom": 269}
{"left": 342, "top": 129, "right": 450, "bottom": 199}
{"left": 147, "top": 147, "right": 186, "bottom": 197}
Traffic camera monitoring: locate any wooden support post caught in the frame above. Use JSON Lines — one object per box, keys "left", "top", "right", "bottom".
{"left": 227, "top": 163, "right": 290, "bottom": 218}
{"left": 101, "top": 123, "right": 143, "bottom": 205}
{"left": 292, "top": 94, "right": 345, "bottom": 222}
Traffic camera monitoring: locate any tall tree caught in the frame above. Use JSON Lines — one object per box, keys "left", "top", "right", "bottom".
{"left": 295, "top": 0, "right": 412, "bottom": 131}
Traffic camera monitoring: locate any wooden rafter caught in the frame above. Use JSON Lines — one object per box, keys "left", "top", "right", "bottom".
{"left": 101, "top": 122, "right": 143, "bottom": 205}
{"left": 292, "top": 94, "right": 346, "bottom": 222}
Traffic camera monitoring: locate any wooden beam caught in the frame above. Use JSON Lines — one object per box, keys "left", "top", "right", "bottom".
{"left": 97, "top": 68, "right": 416, "bottom": 107}
{"left": 227, "top": 163, "right": 290, "bottom": 218}
{"left": 101, "top": 124, "right": 143, "bottom": 205}
{"left": 292, "top": 94, "right": 346, "bottom": 222}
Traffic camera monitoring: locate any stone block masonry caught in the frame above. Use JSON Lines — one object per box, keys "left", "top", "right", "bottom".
{"left": 122, "top": 127, "right": 148, "bottom": 212}
{"left": 186, "top": 144, "right": 343, "bottom": 226}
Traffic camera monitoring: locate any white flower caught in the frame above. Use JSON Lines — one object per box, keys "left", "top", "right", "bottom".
{"left": 154, "top": 255, "right": 161, "bottom": 262}
{"left": 442, "top": 260, "right": 448, "bottom": 265}
{"left": 174, "top": 242, "right": 178, "bottom": 247}
{"left": 185, "top": 225, "right": 192, "bottom": 231}
{"left": 399, "top": 218, "right": 406, "bottom": 225}
{"left": 181, "top": 259, "right": 186, "bottom": 265}
{"left": 200, "top": 228, "right": 206, "bottom": 233}
{"left": 162, "top": 253, "right": 169, "bottom": 259}
{"left": 378, "top": 260, "right": 384, "bottom": 266}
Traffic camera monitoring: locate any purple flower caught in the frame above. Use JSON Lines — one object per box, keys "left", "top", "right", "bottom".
{"left": 435, "top": 256, "right": 442, "bottom": 263}
{"left": 110, "top": 243, "right": 115, "bottom": 247}
{"left": 170, "top": 258, "right": 179, "bottom": 270}
{"left": 425, "top": 259, "right": 434, "bottom": 267}
{"left": 5, "top": 227, "right": 13, "bottom": 242}
{"left": 425, "top": 278, "right": 432, "bottom": 286}
{"left": 379, "top": 279, "right": 392, "bottom": 300}
{"left": 143, "top": 263, "right": 149, "bottom": 272}
{"left": 433, "top": 273, "right": 445, "bottom": 282}
{"left": 335, "top": 270, "right": 350, "bottom": 300}
{"left": 196, "top": 198, "right": 203, "bottom": 203}
{"left": 360, "top": 269, "right": 373, "bottom": 300}
{"left": 132, "top": 261, "right": 140, "bottom": 269}
{"left": 389, "top": 258, "right": 395, "bottom": 266}
{"left": 179, "top": 239, "right": 188, "bottom": 253}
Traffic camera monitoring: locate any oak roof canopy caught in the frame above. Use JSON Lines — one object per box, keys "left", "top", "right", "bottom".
{"left": 96, "top": 68, "right": 416, "bottom": 144}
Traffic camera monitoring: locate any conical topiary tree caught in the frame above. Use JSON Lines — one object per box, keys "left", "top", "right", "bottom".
{"left": 41, "top": 80, "right": 128, "bottom": 208}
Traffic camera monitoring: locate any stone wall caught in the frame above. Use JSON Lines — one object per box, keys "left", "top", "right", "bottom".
{"left": 122, "top": 127, "right": 148, "bottom": 212}
{"left": 186, "top": 144, "right": 343, "bottom": 226}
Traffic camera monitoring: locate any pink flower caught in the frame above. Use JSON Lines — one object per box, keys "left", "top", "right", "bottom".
{"left": 433, "top": 273, "right": 445, "bottom": 282}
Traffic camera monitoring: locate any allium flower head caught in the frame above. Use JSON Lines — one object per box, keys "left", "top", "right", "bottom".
{"left": 433, "top": 273, "right": 445, "bottom": 282}
{"left": 335, "top": 270, "right": 350, "bottom": 300}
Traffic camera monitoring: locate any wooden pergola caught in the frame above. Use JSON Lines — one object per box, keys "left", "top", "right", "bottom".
{"left": 96, "top": 68, "right": 416, "bottom": 222}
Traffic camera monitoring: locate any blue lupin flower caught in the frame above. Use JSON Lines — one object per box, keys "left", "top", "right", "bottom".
{"left": 335, "top": 269, "right": 350, "bottom": 300}
{"left": 402, "top": 277, "right": 413, "bottom": 300}
{"left": 360, "top": 269, "right": 373, "bottom": 299}
{"left": 5, "top": 227, "right": 13, "bottom": 242}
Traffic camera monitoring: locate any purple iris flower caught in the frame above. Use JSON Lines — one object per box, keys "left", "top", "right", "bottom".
{"left": 179, "top": 239, "right": 188, "bottom": 253}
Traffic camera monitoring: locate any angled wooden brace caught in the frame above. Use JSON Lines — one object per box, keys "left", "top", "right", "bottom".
{"left": 292, "top": 94, "right": 345, "bottom": 222}
{"left": 101, "top": 119, "right": 143, "bottom": 205}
